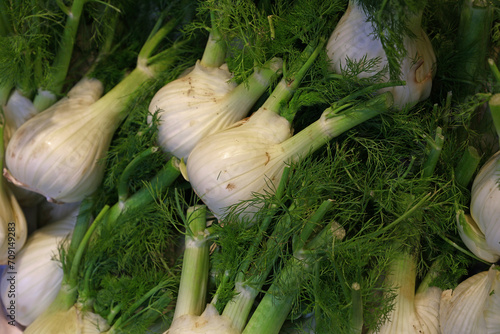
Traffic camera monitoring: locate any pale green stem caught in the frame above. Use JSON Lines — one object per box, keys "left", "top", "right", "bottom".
{"left": 350, "top": 282, "right": 363, "bottom": 334}
{"left": 488, "top": 58, "right": 500, "bottom": 84}
{"left": 379, "top": 251, "right": 417, "bottom": 328}
{"left": 456, "top": 0, "right": 494, "bottom": 88}
{"left": 242, "top": 222, "right": 339, "bottom": 334}
{"left": 33, "top": 0, "right": 88, "bottom": 111}
{"left": 173, "top": 206, "right": 210, "bottom": 319}
{"left": 222, "top": 212, "right": 295, "bottom": 331}
{"left": 279, "top": 92, "right": 392, "bottom": 162}
{"left": 68, "top": 205, "right": 110, "bottom": 296}
{"left": 138, "top": 15, "right": 181, "bottom": 67}
{"left": 220, "top": 57, "right": 283, "bottom": 120}
{"left": 489, "top": 94, "right": 500, "bottom": 147}
{"left": 224, "top": 200, "right": 333, "bottom": 332}
{"left": 454, "top": 145, "right": 481, "bottom": 188}
{"left": 0, "top": 83, "right": 11, "bottom": 107}
{"left": 200, "top": 12, "right": 227, "bottom": 68}
{"left": 103, "top": 157, "right": 180, "bottom": 227}
{"left": 421, "top": 127, "right": 444, "bottom": 179}
{"left": 117, "top": 146, "right": 159, "bottom": 204}
{"left": 260, "top": 40, "right": 325, "bottom": 122}
{"left": 416, "top": 258, "right": 442, "bottom": 295}
{"left": 111, "top": 283, "right": 170, "bottom": 330}
{"left": 210, "top": 167, "right": 291, "bottom": 309}
{"left": 0, "top": 115, "right": 4, "bottom": 167}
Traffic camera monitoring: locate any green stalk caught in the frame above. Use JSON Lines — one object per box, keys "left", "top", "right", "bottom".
{"left": 260, "top": 40, "right": 325, "bottom": 122}
{"left": 35, "top": 204, "right": 110, "bottom": 318}
{"left": 455, "top": 0, "right": 494, "bottom": 91}
{"left": 64, "top": 197, "right": 93, "bottom": 274}
{"left": 210, "top": 167, "right": 290, "bottom": 308}
{"left": 229, "top": 167, "right": 290, "bottom": 281}
{"left": 200, "top": 11, "right": 227, "bottom": 68}
{"left": 279, "top": 92, "right": 392, "bottom": 161}
{"left": 104, "top": 157, "right": 180, "bottom": 225}
{"left": 33, "top": 0, "right": 88, "bottom": 111}
{"left": 421, "top": 127, "right": 444, "bottom": 179}
{"left": 173, "top": 205, "right": 210, "bottom": 319}
{"left": 0, "top": 115, "right": 4, "bottom": 167}
{"left": 138, "top": 14, "right": 183, "bottom": 69}
{"left": 222, "top": 211, "right": 295, "bottom": 332}
{"left": 377, "top": 251, "right": 418, "bottom": 329}
{"left": 454, "top": 145, "right": 481, "bottom": 188}
{"left": 223, "top": 199, "right": 333, "bottom": 332}
{"left": 220, "top": 57, "right": 283, "bottom": 115}
{"left": 117, "top": 146, "right": 160, "bottom": 204}
{"left": 488, "top": 58, "right": 500, "bottom": 85}
{"left": 489, "top": 94, "right": 500, "bottom": 146}
{"left": 416, "top": 257, "right": 442, "bottom": 295}
{"left": 242, "top": 222, "right": 340, "bottom": 334}
{"left": 0, "top": 0, "right": 11, "bottom": 36}
{"left": 350, "top": 282, "right": 363, "bottom": 334}
{"left": 67, "top": 205, "right": 110, "bottom": 298}
{"left": 293, "top": 199, "right": 334, "bottom": 253}
{"left": 111, "top": 283, "right": 172, "bottom": 331}
{"left": 0, "top": 83, "right": 11, "bottom": 107}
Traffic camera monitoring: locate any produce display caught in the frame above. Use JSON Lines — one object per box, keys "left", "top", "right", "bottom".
{"left": 1, "top": 0, "right": 499, "bottom": 333}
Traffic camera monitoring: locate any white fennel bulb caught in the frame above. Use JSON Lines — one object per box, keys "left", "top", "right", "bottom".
{"left": 0, "top": 178, "right": 28, "bottom": 264}
{"left": 326, "top": 0, "right": 436, "bottom": 108}
{"left": 149, "top": 58, "right": 282, "bottom": 161}
{"left": 0, "top": 266, "right": 24, "bottom": 332}
{"left": 186, "top": 107, "right": 293, "bottom": 219}
{"left": 440, "top": 265, "right": 500, "bottom": 334}
{"left": 23, "top": 303, "right": 109, "bottom": 334}
{"left": 4, "top": 77, "right": 105, "bottom": 203}
{"left": 458, "top": 151, "right": 500, "bottom": 262}
{"left": 369, "top": 252, "right": 441, "bottom": 334}
{"left": 0, "top": 206, "right": 78, "bottom": 326}
{"left": 166, "top": 304, "right": 239, "bottom": 334}
{"left": 187, "top": 93, "right": 391, "bottom": 219}
{"left": 2, "top": 90, "right": 38, "bottom": 147}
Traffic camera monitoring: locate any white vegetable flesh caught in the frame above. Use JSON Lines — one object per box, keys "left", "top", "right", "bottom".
{"left": 186, "top": 107, "right": 292, "bottom": 219}
{"left": 166, "top": 304, "right": 240, "bottom": 334}
{"left": 149, "top": 61, "right": 238, "bottom": 160}
{"left": 326, "top": 0, "right": 436, "bottom": 108}
{"left": 149, "top": 58, "right": 282, "bottom": 161}
{"left": 458, "top": 151, "right": 500, "bottom": 262}
{"left": 440, "top": 265, "right": 500, "bottom": 334}
{"left": 0, "top": 206, "right": 78, "bottom": 326}
{"left": 23, "top": 304, "right": 110, "bottom": 334}
{"left": 0, "top": 179, "right": 27, "bottom": 264}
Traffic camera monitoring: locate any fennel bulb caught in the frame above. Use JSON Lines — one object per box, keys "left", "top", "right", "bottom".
{"left": 326, "top": 0, "right": 436, "bottom": 108}
{"left": 187, "top": 93, "right": 391, "bottom": 219}
{"left": 23, "top": 304, "right": 109, "bottom": 334}
{"left": 440, "top": 265, "right": 500, "bottom": 334}
{"left": 4, "top": 16, "right": 184, "bottom": 203}
{"left": 186, "top": 107, "right": 292, "bottom": 219}
{"left": 458, "top": 151, "right": 500, "bottom": 262}
{"left": 166, "top": 304, "right": 239, "bottom": 334}
{"left": 368, "top": 252, "right": 441, "bottom": 334}
{"left": 0, "top": 178, "right": 28, "bottom": 264}
{"left": 2, "top": 90, "right": 38, "bottom": 147}
{"left": 0, "top": 206, "right": 78, "bottom": 326}
{"left": 4, "top": 78, "right": 105, "bottom": 203}
{"left": 0, "top": 266, "right": 24, "bottom": 332}
{"left": 149, "top": 57, "right": 282, "bottom": 161}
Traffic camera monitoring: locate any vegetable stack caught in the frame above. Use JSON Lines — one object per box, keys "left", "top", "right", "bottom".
{"left": 0, "top": 0, "right": 499, "bottom": 333}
